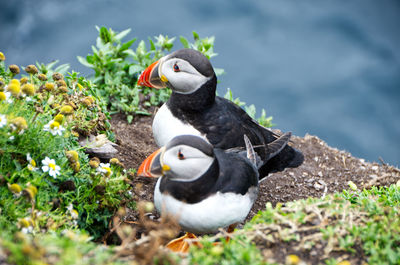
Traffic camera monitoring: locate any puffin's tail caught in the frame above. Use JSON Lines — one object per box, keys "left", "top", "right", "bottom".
{"left": 259, "top": 143, "right": 304, "bottom": 179}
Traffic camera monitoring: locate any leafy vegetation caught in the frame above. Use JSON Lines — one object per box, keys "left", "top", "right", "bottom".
{"left": 78, "top": 27, "right": 273, "bottom": 126}
{"left": 0, "top": 56, "right": 133, "bottom": 248}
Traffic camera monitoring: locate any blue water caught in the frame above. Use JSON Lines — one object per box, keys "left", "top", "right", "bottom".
{"left": 1, "top": 0, "right": 399, "bottom": 166}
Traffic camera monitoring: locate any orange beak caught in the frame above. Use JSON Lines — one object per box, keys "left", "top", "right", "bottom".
{"left": 137, "top": 147, "right": 164, "bottom": 177}
{"left": 137, "top": 59, "right": 167, "bottom": 89}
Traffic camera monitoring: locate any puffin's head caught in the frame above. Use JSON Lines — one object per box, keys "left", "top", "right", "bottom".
{"left": 137, "top": 135, "right": 215, "bottom": 182}
{"left": 138, "top": 49, "right": 215, "bottom": 94}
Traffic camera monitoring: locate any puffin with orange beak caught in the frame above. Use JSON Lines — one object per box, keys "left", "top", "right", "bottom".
{"left": 138, "top": 48, "right": 303, "bottom": 177}
{"left": 137, "top": 134, "right": 259, "bottom": 252}
{"left": 137, "top": 133, "right": 291, "bottom": 252}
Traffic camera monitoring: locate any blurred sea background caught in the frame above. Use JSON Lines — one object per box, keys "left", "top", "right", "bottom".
{"left": 1, "top": 0, "right": 399, "bottom": 166}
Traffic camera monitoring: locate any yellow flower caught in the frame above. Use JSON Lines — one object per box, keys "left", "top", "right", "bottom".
{"left": 89, "top": 157, "right": 100, "bottom": 168}
{"left": 11, "top": 117, "right": 28, "bottom": 131}
{"left": 56, "top": 80, "right": 67, "bottom": 87}
{"left": 110, "top": 158, "right": 120, "bottom": 165}
{"left": 18, "top": 218, "right": 31, "bottom": 228}
{"left": 285, "top": 254, "right": 300, "bottom": 265}
{"left": 54, "top": 114, "right": 64, "bottom": 124}
{"left": 66, "top": 150, "right": 79, "bottom": 163}
{"left": 38, "top": 73, "right": 47, "bottom": 81}
{"left": 25, "top": 65, "right": 38, "bottom": 75}
{"left": 20, "top": 77, "right": 28, "bottom": 84}
{"left": 60, "top": 105, "right": 74, "bottom": 115}
{"left": 8, "top": 183, "right": 22, "bottom": 194}
{"left": 7, "top": 83, "right": 20, "bottom": 96}
{"left": 0, "top": 52, "right": 5, "bottom": 61}
{"left": 9, "top": 65, "right": 20, "bottom": 74}
{"left": 52, "top": 72, "right": 63, "bottom": 81}
{"left": 71, "top": 161, "right": 80, "bottom": 173}
{"left": 0, "top": 92, "right": 6, "bottom": 101}
{"left": 24, "top": 185, "right": 38, "bottom": 200}
{"left": 44, "top": 82, "right": 55, "bottom": 91}
{"left": 77, "top": 83, "right": 83, "bottom": 90}
{"left": 21, "top": 83, "right": 35, "bottom": 96}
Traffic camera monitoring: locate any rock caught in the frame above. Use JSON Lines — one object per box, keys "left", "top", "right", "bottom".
{"left": 79, "top": 134, "right": 118, "bottom": 160}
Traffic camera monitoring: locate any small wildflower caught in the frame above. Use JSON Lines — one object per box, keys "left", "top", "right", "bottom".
{"left": 71, "top": 162, "right": 80, "bottom": 173}
{"left": 20, "top": 77, "right": 28, "bottom": 84}
{"left": 24, "top": 185, "right": 38, "bottom": 200}
{"left": 60, "top": 105, "right": 74, "bottom": 115}
{"left": 11, "top": 117, "right": 27, "bottom": 132}
{"left": 52, "top": 72, "right": 63, "bottom": 81}
{"left": 38, "top": 73, "right": 47, "bottom": 81}
{"left": 8, "top": 183, "right": 22, "bottom": 194}
{"left": 18, "top": 218, "right": 34, "bottom": 234}
{"left": 54, "top": 114, "right": 64, "bottom": 124}
{"left": 25, "top": 65, "right": 38, "bottom": 75}
{"left": 26, "top": 153, "right": 38, "bottom": 171}
{"left": 348, "top": 181, "right": 358, "bottom": 191}
{"left": 41, "top": 157, "right": 61, "bottom": 178}
{"left": 89, "top": 157, "right": 100, "bottom": 168}
{"left": 71, "top": 130, "right": 79, "bottom": 137}
{"left": 97, "top": 163, "right": 112, "bottom": 177}
{"left": 44, "top": 82, "right": 55, "bottom": 91}
{"left": 110, "top": 158, "right": 120, "bottom": 165}
{"left": 0, "top": 92, "right": 6, "bottom": 101}
{"left": 81, "top": 97, "right": 92, "bottom": 107}
{"left": 77, "top": 83, "right": 83, "bottom": 90}
{"left": 67, "top": 203, "right": 79, "bottom": 219}
{"left": 285, "top": 254, "right": 300, "bottom": 265}
{"left": 0, "top": 114, "right": 7, "bottom": 128}
{"left": 9, "top": 64, "right": 20, "bottom": 75}
{"left": 43, "top": 120, "right": 65, "bottom": 136}
{"left": 7, "top": 82, "right": 20, "bottom": 96}
{"left": 58, "top": 86, "right": 68, "bottom": 93}
{"left": 56, "top": 80, "right": 67, "bottom": 87}
{"left": 0, "top": 52, "right": 5, "bottom": 61}
{"left": 21, "top": 83, "right": 35, "bottom": 96}
{"left": 66, "top": 150, "right": 79, "bottom": 163}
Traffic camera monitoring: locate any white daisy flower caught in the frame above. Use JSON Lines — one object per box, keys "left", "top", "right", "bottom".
{"left": 41, "top": 157, "right": 61, "bottom": 178}
{"left": 26, "top": 153, "right": 38, "bottom": 171}
{"left": 43, "top": 120, "right": 65, "bottom": 136}
{"left": 97, "top": 163, "right": 112, "bottom": 177}
{"left": 0, "top": 114, "right": 7, "bottom": 128}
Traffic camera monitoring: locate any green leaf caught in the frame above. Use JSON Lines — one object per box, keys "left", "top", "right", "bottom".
{"left": 214, "top": 68, "right": 225, "bottom": 76}
{"left": 180, "top": 36, "right": 190, "bottom": 48}
{"left": 192, "top": 31, "right": 199, "bottom": 40}
{"left": 119, "top": 38, "right": 136, "bottom": 52}
{"left": 77, "top": 56, "right": 94, "bottom": 68}
{"left": 115, "top": 28, "right": 131, "bottom": 41}
{"left": 149, "top": 38, "right": 156, "bottom": 51}
{"left": 129, "top": 65, "right": 144, "bottom": 75}
{"left": 99, "top": 27, "right": 111, "bottom": 43}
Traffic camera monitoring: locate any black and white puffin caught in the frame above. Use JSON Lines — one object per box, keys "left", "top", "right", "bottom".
{"left": 138, "top": 48, "right": 303, "bottom": 177}
{"left": 137, "top": 134, "right": 264, "bottom": 252}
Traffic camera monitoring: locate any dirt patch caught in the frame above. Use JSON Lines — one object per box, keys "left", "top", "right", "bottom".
{"left": 109, "top": 113, "right": 400, "bottom": 263}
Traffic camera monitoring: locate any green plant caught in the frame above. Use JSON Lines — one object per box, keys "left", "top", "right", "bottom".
{"left": 0, "top": 56, "right": 132, "bottom": 247}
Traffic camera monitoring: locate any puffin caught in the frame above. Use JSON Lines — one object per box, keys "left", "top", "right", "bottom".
{"left": 137, "top": 133, "right": 291, "bottom": 252}
{"left": 138, "top": 48, "right": 303, "bottom": 177}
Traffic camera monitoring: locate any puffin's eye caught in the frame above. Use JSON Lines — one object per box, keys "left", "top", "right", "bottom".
{"left": 173, "top": 63, "right": 180, "bottom": 72}
{"left": 178, "top": 151, "right": 185, "bottom": 160}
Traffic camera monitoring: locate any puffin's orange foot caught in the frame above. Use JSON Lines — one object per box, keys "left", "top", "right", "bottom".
{"left": 166, "top": 232, "right": 202, "bottom": 253}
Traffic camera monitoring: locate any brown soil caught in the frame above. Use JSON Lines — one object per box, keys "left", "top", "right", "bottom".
{"left": 110, "top": 113, "right": 400, "bottom": 264}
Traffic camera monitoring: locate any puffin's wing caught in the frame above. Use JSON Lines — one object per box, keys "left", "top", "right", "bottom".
{"left": 244, "top": 134, "right": 257, "bottom": 166}
{"left": 264, "top": 132, "right": 292, "bottom": 161}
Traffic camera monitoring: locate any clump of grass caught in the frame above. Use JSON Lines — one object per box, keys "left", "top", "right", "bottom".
{"left": 186, "top": 183, "right": 400, "bottom": 265}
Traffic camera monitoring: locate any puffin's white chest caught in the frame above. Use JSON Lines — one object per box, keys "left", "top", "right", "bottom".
{"left": 152, "top": 104, "right": 207, "bottom": 147}
{"left": 154, "top": 178, "right": 257, "bottom": 234}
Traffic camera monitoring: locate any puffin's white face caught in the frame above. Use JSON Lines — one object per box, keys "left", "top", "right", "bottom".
{"left": 159, "top": 57, "right": 210, "bottom": 94}
{"left": 161, "top": 144, "right": 214, "bottom": 182}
